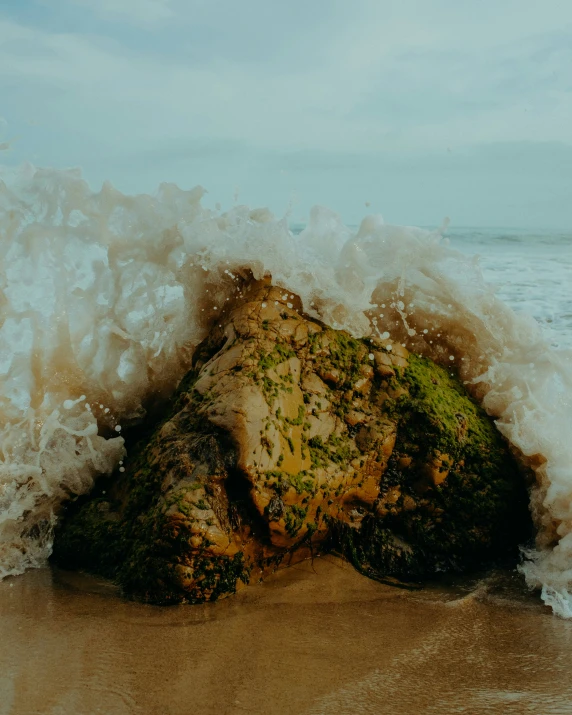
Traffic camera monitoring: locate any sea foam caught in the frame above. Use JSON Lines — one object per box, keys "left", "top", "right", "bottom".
{"left": 0, "top": 164, "right": 571, "bottom": 615}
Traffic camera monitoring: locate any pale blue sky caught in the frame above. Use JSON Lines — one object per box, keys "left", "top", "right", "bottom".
{"left": 1, "top": 0, "right": 571, "bottom": 227}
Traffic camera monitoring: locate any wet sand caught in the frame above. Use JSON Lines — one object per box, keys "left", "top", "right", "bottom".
{"left": 1, "top": 556, "right": 572, "bottom": 715}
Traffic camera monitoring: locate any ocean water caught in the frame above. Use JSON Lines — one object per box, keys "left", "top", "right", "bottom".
{"left": 0, "top": 165, "right": 571, "bottom": 617}
{"left": 446, "top": 227, "right": 572, "bottom": 350}
{"left": 291, "top": 223, "right": 572, "bottom": 348}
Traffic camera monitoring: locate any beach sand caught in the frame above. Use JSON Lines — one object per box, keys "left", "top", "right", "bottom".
{"left": 1, "top": 556, "right": 572, "bottom": 715}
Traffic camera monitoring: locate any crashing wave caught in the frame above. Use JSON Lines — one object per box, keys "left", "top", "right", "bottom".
{"left": 0, "top": 164, "right": 571, "bottom": 615}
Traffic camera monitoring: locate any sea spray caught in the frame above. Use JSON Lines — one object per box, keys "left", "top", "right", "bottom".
{"left": 0, "top": 164, "right": 571, "bottom": 615}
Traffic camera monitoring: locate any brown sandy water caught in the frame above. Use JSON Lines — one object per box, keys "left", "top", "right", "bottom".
{"left": 1, "top": 556, "right": 572, "bottom": 715}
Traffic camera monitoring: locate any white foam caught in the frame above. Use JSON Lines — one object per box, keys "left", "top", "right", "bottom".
{"left": 0, "top": 164, "right": 570, "bottom": 616}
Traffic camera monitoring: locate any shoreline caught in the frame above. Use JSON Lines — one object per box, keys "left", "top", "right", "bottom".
{"left": 2, "top": 556, "right": 571, "bottom": 715}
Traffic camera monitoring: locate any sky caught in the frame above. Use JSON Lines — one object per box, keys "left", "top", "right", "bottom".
{"left": 1, "top": 0, "right": 571, "bottom": 228}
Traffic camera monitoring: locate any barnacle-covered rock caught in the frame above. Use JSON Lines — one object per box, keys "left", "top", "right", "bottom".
{"left": 53, "top": 279, "right": 530, "bottom": 603}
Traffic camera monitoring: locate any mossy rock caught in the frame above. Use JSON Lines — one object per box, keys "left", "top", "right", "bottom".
{"left": 52, "top": 280, "right": 531, "bottom": 604}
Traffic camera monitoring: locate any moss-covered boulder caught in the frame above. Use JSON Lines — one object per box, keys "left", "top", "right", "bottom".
{"left": 52, "top": 279, "right": 530, "bottom": 604}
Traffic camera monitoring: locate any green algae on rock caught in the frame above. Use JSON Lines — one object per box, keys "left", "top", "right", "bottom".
{"left": 52, "top": 279, "right": 530, "bottom": 604}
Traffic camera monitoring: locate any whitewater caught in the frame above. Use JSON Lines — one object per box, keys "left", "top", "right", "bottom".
{"left": 0, "top": 164, "right": 571, "bottom": 616}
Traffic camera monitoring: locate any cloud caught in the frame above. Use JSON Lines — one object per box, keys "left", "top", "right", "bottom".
{"left": 2, "top": 13, "right": 572, "bottom": 158}
{"left": 0, "top": 2, "right": 571, "bottom": 226}
{"left": 60, "top": 0, "right": 173, "bottom": 25}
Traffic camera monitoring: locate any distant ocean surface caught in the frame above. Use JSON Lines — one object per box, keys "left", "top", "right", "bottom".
{"left": 446, "top": 227, "right": 572, "bottom": 349}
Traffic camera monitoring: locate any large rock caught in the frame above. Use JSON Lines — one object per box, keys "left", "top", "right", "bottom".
{"left": 53, "top": 279, "right": 530, "bottom": 604}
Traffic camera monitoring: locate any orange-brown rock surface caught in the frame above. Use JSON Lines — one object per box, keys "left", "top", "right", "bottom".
{"left": 53, "top": 279, "right": 530, "bottom": 604}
